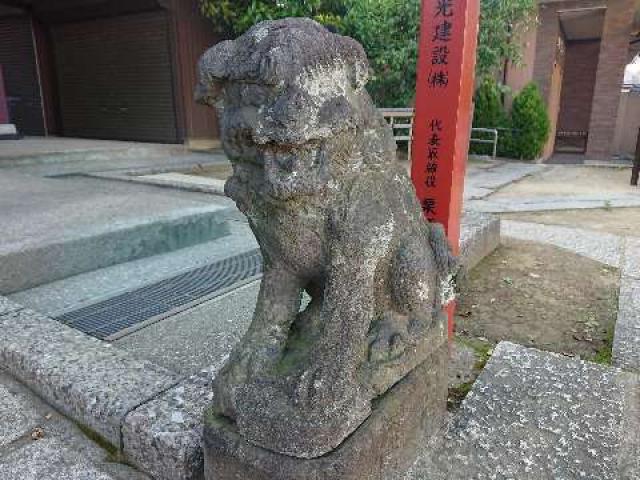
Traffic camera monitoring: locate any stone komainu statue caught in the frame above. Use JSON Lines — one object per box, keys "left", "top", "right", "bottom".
{"left": 196, "top": 18, "right": 456, "bottom": 460}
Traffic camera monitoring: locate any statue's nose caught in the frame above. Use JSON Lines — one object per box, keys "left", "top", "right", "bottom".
{"left": 194, "top": 81, "right": 223, "bottom": 106}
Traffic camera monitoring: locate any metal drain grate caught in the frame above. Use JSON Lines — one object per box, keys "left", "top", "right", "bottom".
{"left": 55, "top": 249, "right": 263, "bottom": 340}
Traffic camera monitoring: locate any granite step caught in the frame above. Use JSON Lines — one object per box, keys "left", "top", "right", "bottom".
{"left": 0, "top": 173, "right": 236, "bottom": 294}
{"left": 9, "top": 221, "right": 257, "bottom": 318}
{"left": 405, "top": 342, "right": 640, "bottom": 479}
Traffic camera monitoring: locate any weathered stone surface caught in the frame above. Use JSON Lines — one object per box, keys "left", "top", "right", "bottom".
{"left": 623, "top": 237, "right": 640, "bottom": 279}
{"left": 405, "top": 342, "right": 639, "bottom": 479}
{"left": 123, "top": 368, "right": 215, "bottom": 480}
{"left": 0, "top": 307, "right": 180, "bottom": 447}
{"left": 0, "top": 375, "right": 42, "bottom": 447}
{"left": 0, "top": 437, "right": 132, "bottom": 480}
{"left": 197, "top": 17, "right": 455, "bottom": 460}
{"left": 204, "top": 346, "right": 447, "bottom": 480}
{"left": 0, "top": 295, "right": 23, "bottom": 316}
{"left": 459, "top": 211, "right": 500, "bottom": 272}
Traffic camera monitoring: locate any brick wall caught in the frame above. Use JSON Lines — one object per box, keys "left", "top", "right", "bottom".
{"left": 557, "top": 40, "right": 601, "bottom": 133}
{"left": 586, "top": 0, "right": 636, "bottom": 158}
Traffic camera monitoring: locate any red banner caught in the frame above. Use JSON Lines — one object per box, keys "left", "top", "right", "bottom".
{"left": 411, "top": 0, "right": 480, "bottom": 337}
{"left": 411, "top": 0, "right": 480, "bottom": 255}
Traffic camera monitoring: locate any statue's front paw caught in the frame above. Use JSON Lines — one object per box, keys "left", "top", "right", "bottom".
{"left": 213, "top": 350, "right": 261, "bottom": 417}
{"left": 368, "top": 313, "right": 410, "bottom": 363}
{"left": 293, "top": 366, "right": 342, "bottom": 407}
{"left": 369, "top": 330, "right": 408, "bottom": 363}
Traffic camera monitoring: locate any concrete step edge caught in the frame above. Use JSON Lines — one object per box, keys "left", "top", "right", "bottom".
{"left": 0, "top": 206, "right": 234, "bottom": 294}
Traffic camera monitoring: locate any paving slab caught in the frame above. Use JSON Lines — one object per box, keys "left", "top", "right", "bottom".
{"left": 0, "top": 172, "right": 234, "bottom": 293}
{"left": 0, "top": 379, "right": 42, "bottom": 447}
{"left": 469, "top": 194, "right": 640, "bottom": 213}
{"left": 465, "top": 162, "right": 544, "bottom": 194}
{"left": 501, "top": 220, "right": 623, "bottom": 267}
{"left": 114, "top": 280, "right": 258, "bottom": 376}
{"left": 10, "top": 221, "right": 258, "bottom": 317}
{"left": 0, "top": 306, "right": 180, "bottom": 447}
{"left": 405, "top": 342, "right": 640, "bottom": 480}
{"left": 0, "top": 370, "right": 151, "bottom": 480}
{"left": 0, "top": 435, "right": 143, "bottom": 480}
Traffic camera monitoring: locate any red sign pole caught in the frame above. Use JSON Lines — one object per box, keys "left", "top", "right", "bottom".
{"left": 0, "top": 65, "right": 9, "bottom": 125}
{"left": 411, "top": 0, "right": 480, "bottom": 337}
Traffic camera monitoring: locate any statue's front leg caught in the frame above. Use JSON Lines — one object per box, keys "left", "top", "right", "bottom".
{"left": 214, "top": 265, "right": 302, "bottom": 417}
{"left": 295, "top": 245, "right": 378, "bottom": 408}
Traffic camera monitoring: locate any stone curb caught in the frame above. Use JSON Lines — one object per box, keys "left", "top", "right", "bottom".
{"left": 470, "top": 195, "right": 640, "bottom": 213}
{"left": 613, "top": 238, "right": 640, "bottom": 371}
{"left": 0, "top": 299, "right": 181, "bottom": 448}
{"left": 123, "top": 369, "right": 214, "bottom": 480}
{"left": 88, "top": 172, "right": 227, "bottom": 196}
{"left": 0, "top": 145, "right": 184, "bottom": 168}
{"left": 501, "top": 220, "right": 623, "bottom": 267}
{"left": 613, "top": 279, "right": 640, "bottom": 371}
{"left": 459, "top": 211, "right": 500, "bottom": 272}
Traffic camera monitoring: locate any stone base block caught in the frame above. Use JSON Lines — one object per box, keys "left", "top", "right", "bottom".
{"left": 203, "top": 346, "right": 447, "bottom": 480}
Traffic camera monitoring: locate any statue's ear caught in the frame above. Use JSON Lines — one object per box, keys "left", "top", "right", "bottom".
{"left": 337, "top": 37, "right": 369, "bottom": 91}
{"left": 198, "top": 40, "right": 236, "bottom": 82}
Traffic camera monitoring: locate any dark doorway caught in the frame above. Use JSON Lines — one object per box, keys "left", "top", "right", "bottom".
{"left": 0, "top": 14, "right": 46, "bottom": 135}
{"left": 555, "top": 39, "right": 601, "bottom": 154}
{"left": 52, "top": 11, "right": 180, "bottom": 143}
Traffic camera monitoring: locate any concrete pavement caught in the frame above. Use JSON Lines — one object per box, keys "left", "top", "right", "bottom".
{"left": 0, "top": 369, "right": 150, "bottom": 480}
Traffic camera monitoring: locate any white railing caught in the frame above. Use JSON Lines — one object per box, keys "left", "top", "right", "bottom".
{"left": 470, "top": 127, "right": 498, "bottom": 159}
{"left": 379, "top": 108, "right": 414, "bottom": 159}
{"left": 379, "top": 108, "right": 499, "bottom": 159}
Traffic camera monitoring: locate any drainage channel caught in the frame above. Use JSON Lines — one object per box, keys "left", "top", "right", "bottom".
{"left": 54, "top": 249, "right": 263, "bottom": 340}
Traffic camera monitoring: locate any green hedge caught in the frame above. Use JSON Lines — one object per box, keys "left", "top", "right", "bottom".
{"left": 508, "top": 83, "right": 550, "bottom": 160}
{"left": 471, "top": 79, "right": 549, "bottom": 160}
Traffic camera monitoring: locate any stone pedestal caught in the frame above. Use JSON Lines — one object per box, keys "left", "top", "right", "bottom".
{"left": 203, "top": 346, "right": 447, "bottom": 480}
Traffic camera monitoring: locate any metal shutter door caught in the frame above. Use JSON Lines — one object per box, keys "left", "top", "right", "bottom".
{"left": 0, "top": 15, "right": 45, "bottom": 135}
{"left": 53, "top": 11, "right": 179, "bottom": 143}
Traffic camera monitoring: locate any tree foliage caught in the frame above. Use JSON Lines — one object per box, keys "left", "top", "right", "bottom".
{"left": 341, "top": 0, "right": 420, "bottom": 107}
{"left": 198, "top": 0, "right": 538, "bottom": 106}
{"left": 476, "top": 0, "right": 537, "bottom": 78}
{"left": 470, "top": 77, "right": 509, "bottom": 156}
{"left": 199, "top": 0, "right": 345, "bottom": 36}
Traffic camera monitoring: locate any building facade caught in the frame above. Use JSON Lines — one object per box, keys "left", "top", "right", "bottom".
{"left": 505, "top": 0, "right": 640, "bottom": 160}
{"left": 0, "top": 0, "right": 222, "bottom": 145}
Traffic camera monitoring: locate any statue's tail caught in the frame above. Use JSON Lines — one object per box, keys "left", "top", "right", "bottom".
{"left": 428, "top": 223, "right": 459, "bottom": 305}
